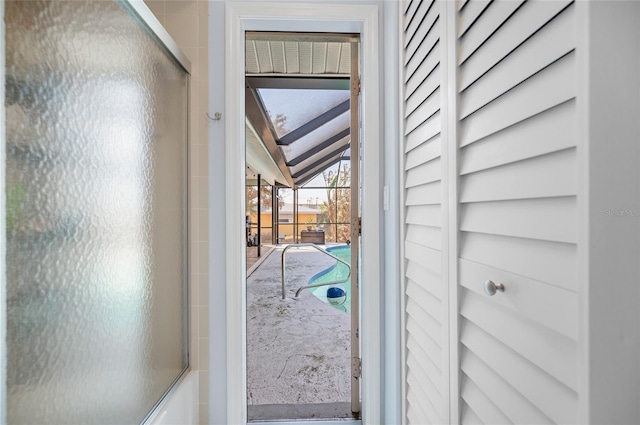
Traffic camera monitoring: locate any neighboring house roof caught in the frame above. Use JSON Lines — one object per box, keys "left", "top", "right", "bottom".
{"left": 260, "top": 202, "right": 323, "bottom": 215}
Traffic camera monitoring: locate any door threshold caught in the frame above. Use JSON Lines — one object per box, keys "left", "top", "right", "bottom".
{"left": 248, "top": 402, "right": 360, "bottom": 423}
{"left": 249, "top": 421, "right": 361, "bottom": 425}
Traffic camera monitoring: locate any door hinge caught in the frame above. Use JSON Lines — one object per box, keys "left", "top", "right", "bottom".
{"left": 352, "top": 357, "right": 362, "bottom": 379}
{"left": 358, "top": 217, "right": 362, "bottom": 235}
{"left": 351, "top": 76, "right": 361, "bottom": 96}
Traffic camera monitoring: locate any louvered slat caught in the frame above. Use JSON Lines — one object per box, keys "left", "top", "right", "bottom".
{"left": 407, "top": 349, "right": 443, "bottom": 395}
{"left": 405, "top": 272, "right": 443, "bottom": 305}
{"left": 406, "top": 297, "right": 443, "bottom": 347}
{"left": 459, "top": 149, "right": 576, "bottom": 203}
{"left": 460, "top": 372, "right": 511, "bottom": 424}
{"left": 405, "top": 26, "right": 439, "bottom": 84}
{"left": 461, "top": 319, "right": 579, "bottom": 423}
{"left": 407, "top": 373, "right": 444, "bottom": 421}
{"left": 405, "top": 133, "right": 440, "bottom": 164}
{"left": 407, "top": 319, "right": 442, "bottom": 371}
{"left": 459, "top": 51, "right": 576, "bottom": 147}
{"left": 404, "top": 0, "right": 424, "bottom": 27}
{"left": 405, "top": 182, "right": 441, "bottom": 206}
{"left": 458, "top": 258, "right": 578, "bottom": 340}
{"left": 405, "top": 224, "right": 442, "bottom": 251}
{"left": 407, "top": 386, "right": 440, "bottom": 425}
{"left": 405, "top": 89, "right": 441, "bottom": 134}
{"left": 402, "top": 2, "right": 446, "bottom": 424}
{"left": 405, "top": 112, "right": 441, "bottom": 149}
{"left": 405, "top": 261, "right": 444, "bottom": 300}
{"left": 405, "top": 158, "right": 441, "bottom": 186}
{"left": 406, "top": 63, "right": 440, "bottom": 114}
{"left": 459, "top": 0, "right": 572, "bottom": 90}
{"left": 459, "top": 100, "right": 576, "bottom": 175}
{"left": 460, "top": 196, "right": 577, "bottom": 244}
{"left": 404, "top": 0, "right": 433, "bottom": 49}
{"left": 460, "top": 290, "right": 578, "bottom": 390}
{"left": 461, "top": 349, "right": 554, "bottom": 424}
{"left": 405, "top": 205, "right": 441, "bottom": 228}
{"left": 407, "top": 352, "right": 444, "bottom": 414}
{"left": 460, "top": 400, "right": 482, "bottom": 425}
{"left": 458, "top": 0, "right": 524, "bottom": 65}
{"left": 405, "top": 2, "right": 439, "bottom": 66}
{"left": 405, "top": 240, "right": 442, "bottom": 274}
{"left": 458, "top": 0, "right": 470, "bottom": 12}
{"left": 459, "top": 5, "right": 575, "bottom": 118}
{"left": 403, "top": 0, "right": 413, "bottom": 15}
{"left": 460, "top": 231, "right": 577, "bottom": 291}
{"left": 458, "top": 0, "right": 492, "bottom": 37}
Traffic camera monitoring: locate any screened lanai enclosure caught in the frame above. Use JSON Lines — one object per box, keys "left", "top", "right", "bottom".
{"left": 245, "top": 33, "right": 355, "bottom": 251}
{"left": 246, "top": 167, "right": 351, "bottom": 247}
{"left": 244, "top": 32, "right": 362, "bottom": 421}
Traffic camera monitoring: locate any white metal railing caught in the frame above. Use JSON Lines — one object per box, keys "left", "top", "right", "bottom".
{"left": 280, "top": 243, "right": 351, "bottom": 300}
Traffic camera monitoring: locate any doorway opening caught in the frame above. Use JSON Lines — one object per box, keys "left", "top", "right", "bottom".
{"left": 224, "top": 4, "right": 382, "bottom": 423}
{"left": 244, "top": 32, "right": 361, "bottom": 422}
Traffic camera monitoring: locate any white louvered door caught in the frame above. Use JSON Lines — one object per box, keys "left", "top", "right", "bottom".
{"left": 401, "top": 1, "right": 581, "bottom": 424}
{"left": 401, "top": 1, "right": 450, "bottom": 424}
{"left": 456, "top": 1, "right": 579, "bottom": 423}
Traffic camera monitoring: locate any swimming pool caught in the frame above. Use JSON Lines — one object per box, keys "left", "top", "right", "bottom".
{"left": 307, "top": 245, "right": 351, "bottom": 313}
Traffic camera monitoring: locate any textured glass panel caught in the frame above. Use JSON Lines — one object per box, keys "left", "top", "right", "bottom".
{"left": 258, "top": 88, "right": 349, "bottom": 138}
{"left": 5, "top": 1, "right": 188, "bottom": 424}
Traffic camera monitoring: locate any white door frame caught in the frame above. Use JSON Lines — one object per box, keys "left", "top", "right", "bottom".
{"left": 225, "top": 2, "right": 381, "bottom": 424}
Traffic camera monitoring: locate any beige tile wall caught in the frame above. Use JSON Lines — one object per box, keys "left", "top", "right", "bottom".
{"left": 144, "top": 1, "right": 210, "bottom": 423}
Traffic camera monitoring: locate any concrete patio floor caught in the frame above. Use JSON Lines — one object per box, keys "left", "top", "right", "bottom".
{"left": 246, "top": 245, "right": 351, "bottom": 408}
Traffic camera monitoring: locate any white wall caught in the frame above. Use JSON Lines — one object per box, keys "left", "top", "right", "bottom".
{"left": 208, "top": 1, "right": 227, "bottom": 423}
{"left": 583, "top": 1, "right": 640, "bottom": 422}
{"left": 381, "top": 1, "right": 401, "bottom": 423}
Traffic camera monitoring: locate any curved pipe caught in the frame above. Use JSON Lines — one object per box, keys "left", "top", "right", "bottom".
{"left": 294, "top": 275, "right": 350, "bottom": 298}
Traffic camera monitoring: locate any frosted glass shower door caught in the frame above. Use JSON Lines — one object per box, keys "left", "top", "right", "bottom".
{"left": 5, "top": 1, "right": 189, "bottom": 423}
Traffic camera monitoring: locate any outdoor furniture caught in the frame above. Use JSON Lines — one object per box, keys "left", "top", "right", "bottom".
{"left": 300, "top": 230, "right": 325, "bottom": 244}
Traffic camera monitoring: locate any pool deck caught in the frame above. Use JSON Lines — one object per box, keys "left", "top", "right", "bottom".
{"left": 246, "top": 244, "right": 275, "bottom": 273}
{"left": 246, "top": 245, "right": 351, "bottom": 412}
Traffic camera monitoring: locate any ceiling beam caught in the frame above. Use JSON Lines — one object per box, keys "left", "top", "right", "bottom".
{"left": 295, "top": 156, "right": 350, "bottom": 186}
{"left": 291, "top": 145, "right": 350, "bottom": 179}
{"left": 286, "top": 129, "right": 350, "bottom": 167}
{"left": 245, "top": 88, "right": 295, "bottom": 188}
{"left": 278, "top": 100, "right": 350, "bottom": 146}
{"left": 246, "top": 31, "right": 359, "bottom": 43}
{"left": 246, "top": 76, "right": 349, "bottom": 90}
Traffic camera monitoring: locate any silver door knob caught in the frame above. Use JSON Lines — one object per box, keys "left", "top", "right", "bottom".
{"left": 484, "top": 280, "right": 505, "bottom": 296}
